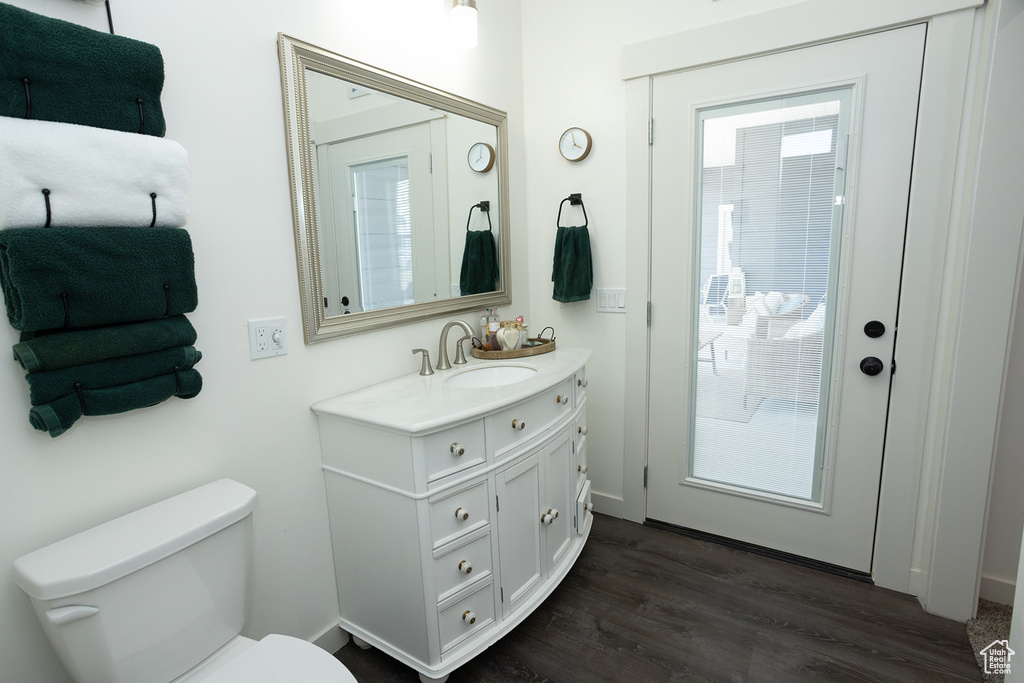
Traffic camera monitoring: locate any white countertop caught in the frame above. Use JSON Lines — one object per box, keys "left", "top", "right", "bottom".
{"left": 310, "top": 347, "right": 591, "bottom": 435}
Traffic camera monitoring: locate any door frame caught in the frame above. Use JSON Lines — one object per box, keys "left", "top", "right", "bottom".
{"left": 621, "top": 2, "right": 988, "bottom": 615}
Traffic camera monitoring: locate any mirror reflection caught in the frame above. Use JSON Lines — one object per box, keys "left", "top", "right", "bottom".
{"left": 279, "top": 34, "right": 511, "bottom": 342}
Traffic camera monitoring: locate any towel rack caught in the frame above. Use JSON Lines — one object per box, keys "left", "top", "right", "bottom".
{"left": 556, "top": 193, "right": 588, "bottom": 229}
{"left": 465, "top": 200, "right": 493, "bottom": 232}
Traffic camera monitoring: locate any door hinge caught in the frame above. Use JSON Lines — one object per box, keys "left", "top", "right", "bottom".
{"left": 501, "top": 586, "right": 504, "bottom": 602}
{"left": 647, "top": 301, "right": 652, "bottom": 327}
{"left": 891, "top": 358, "right": 897, "bottom": 376}
{"left": 496, "top": 496, "right": 499, "bottom": 512}
{"left": 323, "top": 297, "right": 328, "bottom": 309}
{"left": 648, "top": 118, "right": 654, "bottom": 146}
{"left": 643, "top": 465, "right": 648, "bottom": 488}
{"left": 429, "top": 152, "right": 433, "bottom": 173}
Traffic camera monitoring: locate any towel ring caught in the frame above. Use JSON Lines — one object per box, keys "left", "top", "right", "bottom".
{"left": 556, "top": 193, "right": 587, "bottom": 229}
{"left": 465, "top": 200, "right": 493, "bottom": 232}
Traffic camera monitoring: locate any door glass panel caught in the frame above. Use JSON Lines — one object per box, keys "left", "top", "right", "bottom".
{"left": 690, "top": 88, "right": 850, "bottom": 504}
{"left": 351, "top": 157, "right": 414, "bottom": 311}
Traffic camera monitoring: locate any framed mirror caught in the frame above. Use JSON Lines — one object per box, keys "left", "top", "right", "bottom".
{"left": 278, "top": 34, "right": 512, "bottom": 343}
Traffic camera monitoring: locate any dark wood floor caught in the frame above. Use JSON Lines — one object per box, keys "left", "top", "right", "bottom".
{"left": 334, "top": 514, "right": 981, "bottom": 682}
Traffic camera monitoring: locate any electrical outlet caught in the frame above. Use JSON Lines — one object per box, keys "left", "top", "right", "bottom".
{"left": 248, "top": 317, "right": 287, "bottom": 360}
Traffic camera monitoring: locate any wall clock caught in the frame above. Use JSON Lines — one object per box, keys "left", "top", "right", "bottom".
{"left": 467, "top": 142, "right": 495, "bottom": 173}
{"left": 559, "top": 127, "right": 592, "bottom": 162}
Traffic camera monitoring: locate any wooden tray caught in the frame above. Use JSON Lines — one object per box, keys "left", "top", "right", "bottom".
{"left": 471, "top": 338, "right": 555, "bottom": 360}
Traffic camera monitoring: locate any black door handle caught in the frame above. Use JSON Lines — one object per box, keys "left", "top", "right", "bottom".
{"left": 860, "top": 357, "right": 885, "bottom": 376}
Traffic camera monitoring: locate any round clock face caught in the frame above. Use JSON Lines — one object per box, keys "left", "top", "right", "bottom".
{"left": 468, "top": 142, "right": 495, "bottom": 173}
{"left": 559, "top": 127, "right": 592, "bottom": 162}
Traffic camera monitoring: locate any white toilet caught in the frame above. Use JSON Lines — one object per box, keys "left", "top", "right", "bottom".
{"left": 12, "top": 479, "right": 357, "bottom": 683}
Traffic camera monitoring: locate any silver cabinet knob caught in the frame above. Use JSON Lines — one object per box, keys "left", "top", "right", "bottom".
{"left": 540, "top": 508, "right": 559, "bottom": 525}
{"left": 512, "top": 419, "right": 526, "bottom": 431}
{"left": 578, "top": 425, "right": 588, "bottom": 435}
{"left": 455, "top": 507, "right": 470, "bottom": 521}
{"left": 450, "top": 442, "right": 466, "bottom": 457}
{"left": 578, "top": 378, "right": 588, "bottom": 388}
{"left": 556, "top": 394, "right": 569, "bottom": 405}
{"left": 462, "top": 610, "right": 476, "bottom": 625}
{"left": 577, "top": 464, "right": 588, "bottom": 474}
{"left": 458, "top": 560, "right": 473, "bottom": 575}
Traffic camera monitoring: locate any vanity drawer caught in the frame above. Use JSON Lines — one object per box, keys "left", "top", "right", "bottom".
{"left": 438, "top": 580, "right": 495, "bottom": 656}
{"left": 419, "top": 420, "right": 486, "bottom": 483}
{"left": 433, "top": 530, "right": 492, "bottom": 602}
{"left": 486, "top": 378, "right": 573, "bottom": 457}
{"left": 429, "top": 478, "right": 490, "bottom": 548}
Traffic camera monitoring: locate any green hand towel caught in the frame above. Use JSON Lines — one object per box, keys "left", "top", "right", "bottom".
{"left": 25, "top": 345, "right": 201, "bottom": 406}
{"left": 29, "top": 368, "right": 202, "bottom": 438}
{"left": 0, "top": 227, "right": 197, "bottom": 331}
{"left": 551, "top": 225, "right": 593, "bottom": 303}
{"left": 14, "top": 316, "right": 197, "bottom": 372}
{"left": 460, "top": 230, "right": 500, "bottom": 295}
{"left": 0, "top": 3, "right": 166, "bottom": 136}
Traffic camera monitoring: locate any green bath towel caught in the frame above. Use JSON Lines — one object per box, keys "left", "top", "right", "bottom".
{"left": 29, "top": 368, "right": 202, "bottom": 438}
{"left": 25, "top": 345, "right": 201, "bottom": 406}
{"left": 0, "top": 227, "right": 197, "bottom": 331}
{"left": 460, "top": 230, "right": 500, "bottom": 295}
{"left": 14, "top": 316, "right": 197, "bottom": 372}
{"left": 552, "top": 225, "right": 593, "bottom": 303}
{"left": 0, "top": 3, "right": 166, "bottom": 136}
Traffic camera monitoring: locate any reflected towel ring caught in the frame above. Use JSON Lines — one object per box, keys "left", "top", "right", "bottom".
{"left": 556, "top": 193, "right": 587, "bottom": 229}
{"left": 465, "top": 200, "right": 493, "bottom": 232}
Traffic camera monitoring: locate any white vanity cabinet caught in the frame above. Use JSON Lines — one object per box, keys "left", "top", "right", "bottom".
{"left": 311, "top": 348, "right": 592, "bottom": 683}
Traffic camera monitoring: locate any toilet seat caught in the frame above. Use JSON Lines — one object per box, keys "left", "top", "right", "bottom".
{"left": 181, "top": 634, "right": 357, "bottom": 683}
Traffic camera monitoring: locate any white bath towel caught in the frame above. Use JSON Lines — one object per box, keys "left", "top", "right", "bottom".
{"left": 0, "top": 117, "right": 189, "bottom": 229}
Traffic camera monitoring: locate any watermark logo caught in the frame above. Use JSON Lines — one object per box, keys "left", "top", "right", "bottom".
{"left": 979, "top": 639, "right": 1014, "bottom": 676}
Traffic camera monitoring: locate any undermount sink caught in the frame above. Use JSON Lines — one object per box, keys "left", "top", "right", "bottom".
{"left": 445, "top": 365, "right": 538, "bottom": 389}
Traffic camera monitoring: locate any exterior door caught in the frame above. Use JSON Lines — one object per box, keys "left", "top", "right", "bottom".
{"left": 646, "top": 26, "right": 925, "bottom": 573}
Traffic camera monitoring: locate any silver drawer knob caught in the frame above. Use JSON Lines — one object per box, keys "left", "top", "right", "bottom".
{"left": 458, "top": 559, "right": 473, "bottom": 574}
{"left": 512, "top": 419, "right": 526, "bottom": 431}
{"left": 578, "top": 425, "right": 588, "bottom": 435}
{"left": 462, "top": 610, "right": 476, "bottom": 625}
{"left": 450, "top": 442, "right": 466, "bottom": 457}
{"left": 455, "top": 507, "right": 470, "bottom": 521}
{"left": 577, "top": 464, "right": 588, "bottom": 474}
{"left": 540, "top": 508, "right": 559, "bottom": 525}
{"left": 556, "top": 394, "right": 569, "bottom": 405}
{"left": 584, "top": 501, "right": 595, "bottom": 512}
{"left": 578, "top": 378, "right": 588, "bottom": 388}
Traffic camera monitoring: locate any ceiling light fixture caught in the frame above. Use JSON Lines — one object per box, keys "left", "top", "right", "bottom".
{"left": 451, "top": 0, "right": 478, "bottom": 49}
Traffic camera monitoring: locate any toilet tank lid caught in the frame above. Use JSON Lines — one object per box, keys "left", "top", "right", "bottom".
{"left": 12, "top": 480, "right": 259, "bottom": 601}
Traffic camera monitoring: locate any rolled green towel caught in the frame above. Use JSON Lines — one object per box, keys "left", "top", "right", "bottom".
{"left": 29, "top": 368, "right": 202, "bottom": 438}
{"left": 14, "top": 316, "right": 197, "bottom": 372}
{"left": 460, "top": 230, "right": 500, "bottom": 295}
{"left": 551, "top": 225, "right": 593, "bottom": 303}
{"left": 25, "top": 345, "right": 201, "bottom": 406}
{"left": 0, "top": 3, "right": 166, "bottom": 136}
{"left": 0, "top": 227, "right": 197, "bottom": 331}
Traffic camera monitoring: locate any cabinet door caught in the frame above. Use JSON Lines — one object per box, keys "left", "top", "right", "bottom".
{"left": 542, "top": 426, "right": 574, "bottom": 574}
{"left": 495, "top": 453, "right": 543, "bottom": 617}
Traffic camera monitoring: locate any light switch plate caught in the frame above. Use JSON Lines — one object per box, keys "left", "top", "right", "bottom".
{"left": 248, "top": 317, "right": 287, "bottom": 360}
{"left": 596, "top": 288, "right": 626, "bottom": 313}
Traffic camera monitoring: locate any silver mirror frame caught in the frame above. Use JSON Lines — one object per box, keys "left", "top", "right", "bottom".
{"left": 278, "top": 34, "right": 512, "bottom": 343}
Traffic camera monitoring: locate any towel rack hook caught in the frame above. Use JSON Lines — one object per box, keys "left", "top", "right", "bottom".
{"left": 557, "top": 193, "right": 588, "bottom": 229}
{"left": 465, "top": 200, "right": 493, "bottom": 232}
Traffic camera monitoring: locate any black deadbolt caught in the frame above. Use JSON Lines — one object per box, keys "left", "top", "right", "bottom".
{"left": 864, "top": 320, "right": 886, "bottom": 338}
{"left": 860, "top": 356, "right": 885, "bottom": 376}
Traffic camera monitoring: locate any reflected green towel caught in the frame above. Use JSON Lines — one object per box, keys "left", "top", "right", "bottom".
{"left": 25, "top": 345, "right": 201, "bottom": 406}
{"left": 551, "top": 225, "right": 593, "bottom": 303}
{"left": 14, "top": 316, "right": 197, "bottom": 372}
{"left": 0, "top": 227, "right": 197, "bottom": 331}
{"left": 29, "top": 368, "right": 202, "bottom": 438}
{"left": 460, "top": 230, "right": 499, "bottom": 295}
{"left": 0, "top": 3, "right": 166, "bottom": 136}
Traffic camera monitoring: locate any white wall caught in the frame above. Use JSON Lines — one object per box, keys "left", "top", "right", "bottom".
{"left": 0, "top": 1, "right": 526, "bottom": 681}
{"left": 519, "top": 0, "right": 805, "bottom": 515}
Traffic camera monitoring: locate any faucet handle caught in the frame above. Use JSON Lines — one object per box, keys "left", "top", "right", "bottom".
{"left": 412, "top": 348, "right": 434, "bottom": 376}
{"left": 453, "top": 335, "right": 470, "bottom": 365}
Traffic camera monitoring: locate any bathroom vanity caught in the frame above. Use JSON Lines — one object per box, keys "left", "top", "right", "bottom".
{"left": 311, "top": 348, "right": 592, "bottom": 683}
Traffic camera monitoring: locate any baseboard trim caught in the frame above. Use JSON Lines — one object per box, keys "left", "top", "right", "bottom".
{"left": 591, "top": 490, "right": 625, "bottom": 519}
{"left": 644, "top": 518, "right": 874, "bottom": 583}
{"left": 313, "top": 622, "right": 349, "bottom": 654}
{"left": 980, "top": 574, "right": 1016, "bottom": 606}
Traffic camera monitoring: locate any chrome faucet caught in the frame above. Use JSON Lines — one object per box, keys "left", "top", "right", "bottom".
{"left": 436, "top": 319, "right": 475, "bottom": 371}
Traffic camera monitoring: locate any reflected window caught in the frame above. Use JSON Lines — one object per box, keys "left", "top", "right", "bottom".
{"left": 351, "top": 157, "right": 414, "bottom": 310}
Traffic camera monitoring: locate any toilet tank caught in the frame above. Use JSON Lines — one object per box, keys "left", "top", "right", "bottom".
{"left": 12, "top": 480, "right": 259, "bottom": 683}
